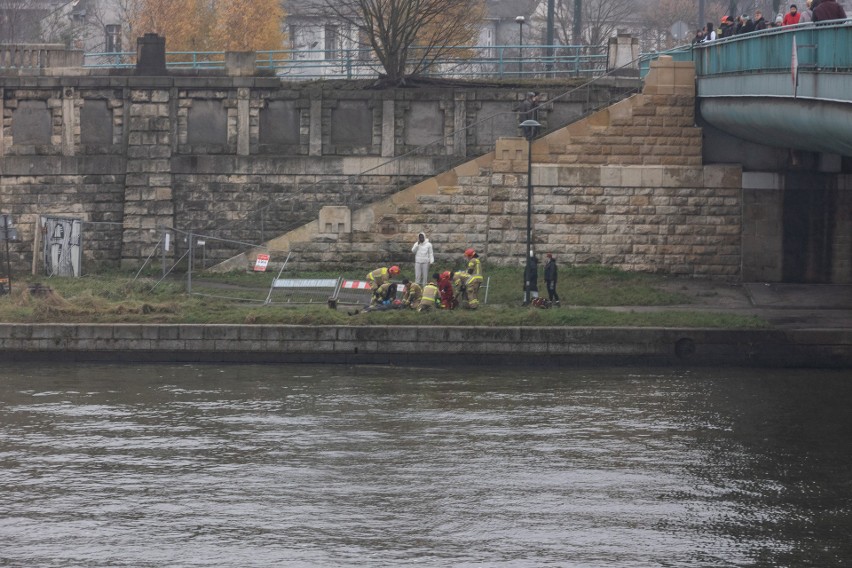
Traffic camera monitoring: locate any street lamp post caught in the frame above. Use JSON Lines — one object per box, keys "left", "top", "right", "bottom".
{"left": 515, "top": 16, "right": 525, "bottom": 76}
{"left": 519, "top": 119, "right": 541, "bottom": 306}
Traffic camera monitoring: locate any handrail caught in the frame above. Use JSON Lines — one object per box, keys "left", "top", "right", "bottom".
{"left": 81, "top": 44, "right": 610, "bottom": 79}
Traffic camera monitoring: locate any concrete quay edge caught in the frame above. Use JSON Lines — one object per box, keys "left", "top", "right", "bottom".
{"left": 0, "top": 324, "right": 849, "bottom": 368}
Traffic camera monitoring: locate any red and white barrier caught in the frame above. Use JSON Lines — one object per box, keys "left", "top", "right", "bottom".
{"left": 340, "top": 280, "right": 371, "bottom": 290}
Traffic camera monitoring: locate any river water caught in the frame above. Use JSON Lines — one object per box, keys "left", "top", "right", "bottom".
{"left": 1, "top": 364, "right": 850, "bottom": 567}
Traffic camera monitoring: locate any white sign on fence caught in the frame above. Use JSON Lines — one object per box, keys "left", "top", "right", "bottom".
{"left": 254, "top": 254, "right": 270, "bottom": 272}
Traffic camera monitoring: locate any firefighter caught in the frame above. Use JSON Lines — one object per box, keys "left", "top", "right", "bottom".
{"left": 451, "top": 270, "right": 473, "bottom": 308}
{"left": 401, "top": 278, "right": 422, "bottom": 309}
{"left": 368, "top": 281, "right": 397, "bottom": 309}
{"left": 418, "top": 275, "right": 440, "bottom": 312}
{"left": 366, "top": 265, "right": 400, "bottom": 293}
{"left": 464, "top": 248, "right": 483, "bottom": 309}
{"left": 437, "top": 270, "right": 456, "bottom": 309}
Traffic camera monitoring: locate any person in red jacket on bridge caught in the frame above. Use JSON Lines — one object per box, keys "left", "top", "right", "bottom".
{"left": 782, "top": 4, "right": 801, "bottom": 25}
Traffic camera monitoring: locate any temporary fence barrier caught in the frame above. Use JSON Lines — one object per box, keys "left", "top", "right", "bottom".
{"left": 334, "top": 279, "right": 373, "bottom": 305}
{"left": 266, "top": 277, "right": 341, "bottom": 305}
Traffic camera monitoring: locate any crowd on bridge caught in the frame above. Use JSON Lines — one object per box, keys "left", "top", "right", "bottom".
{"left": 693, "top": 0, "right": 847, "bottom": 43}
{"left": 349, "top": 232, "right": 561, "bottom": 314}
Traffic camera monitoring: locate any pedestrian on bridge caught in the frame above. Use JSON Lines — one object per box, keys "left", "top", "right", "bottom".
{"left": 783, "top": 4, "right": 801, "bottom": 25}
{"left": 736, "top": 14, "right": 755, "bottom": 34}
{"left": 798, "top": 0, "right": 813, "bottom": 22}
{"left": 813, "top": 0, "right": 846, "bottom": 21}
{"left": 719, "top": 16, "right": 736, "bottom": 37}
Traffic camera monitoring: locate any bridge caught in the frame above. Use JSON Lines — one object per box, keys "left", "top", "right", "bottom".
{"left": 691, "top": 19, "right": 852, "bottom": 157}
{"left": 690, "top": 20, "right": 852, "bottom": 285}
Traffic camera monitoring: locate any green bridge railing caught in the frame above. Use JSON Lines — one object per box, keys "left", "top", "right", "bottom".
{"left": 638, "top": 18, "right": 852, "bottom": 78}
{"left": 694, "top": 18, "right": 852, "bottom": 75}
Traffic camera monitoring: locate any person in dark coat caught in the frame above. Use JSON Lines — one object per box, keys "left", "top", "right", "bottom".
{"left": 544, "top": 253, "right": 560, "bottom": 306}
{"left": 813, "top": 0, "right": 846, "bottom": 21}
{"left": 518, "top": 92, "right": 539, "bottom": 138}
{"left": 738, "top": 14, "right": 756, "bottom": 33}
{"left": 523, "top": 255, "right": 539, "bottom": 306}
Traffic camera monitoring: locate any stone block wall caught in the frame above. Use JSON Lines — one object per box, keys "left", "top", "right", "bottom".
{"left": 0, "top": 74, "right": 634, "bottom": 273}
{"left": 246, "top": 57, "right": 742, "bottom": 279}
{"left": 270, "top": 162, "right": 742, "bottom": 278}
{"left": 489, "top": 163, "right": 742, "bottom": 276}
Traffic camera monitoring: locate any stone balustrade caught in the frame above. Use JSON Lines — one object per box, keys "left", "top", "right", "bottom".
{"left": 0, "top": 44, "right": 84, "bottom": 72}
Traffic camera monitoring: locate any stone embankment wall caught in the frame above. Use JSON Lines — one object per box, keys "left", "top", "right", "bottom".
{"left": 0, "top": 73, "right": 632, "bottom": 271}
{"left": 248, "top": 57, "right": 742, "bottom": 279}
{"left": 0, "top": 323, "right": 848, "bottom": 368}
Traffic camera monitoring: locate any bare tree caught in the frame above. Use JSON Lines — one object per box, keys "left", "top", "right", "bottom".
{"left": 552, "top": 0, "right": 634, "bottom": 47}
{"left": 639, "top": 0, "right": 728, "bottom": 50}
{"left": 1, "top": 0, "right": 50, "bottom": 43}
{"left": 318, "top": 0, "right": 486, "bottom": 85}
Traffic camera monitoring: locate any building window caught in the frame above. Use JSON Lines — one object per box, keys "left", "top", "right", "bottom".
{"left": 105, "top": 25, "right": 121, "bottom": 52}
{"left": 289, "top": 24, "right": 298, "bottom": 49}
{"left": 358, "top": 30, "right": 371, "bottom": 61}
{"left": 324, "top": 25, "right": 338, "bottom": 61}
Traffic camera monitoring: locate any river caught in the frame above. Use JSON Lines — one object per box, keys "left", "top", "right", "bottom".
{"left": 1, "top": 364, "right": 850, "bottom": 567}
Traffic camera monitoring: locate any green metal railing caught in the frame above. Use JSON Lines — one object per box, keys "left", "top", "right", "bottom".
{"left": 82, "top": 44, "right": 609, "bottom": 79}
{"left": 693, "top": 18, "right": 851, "bottom": 75}
{"left": 637, "top": 19, "right": 852, "bottom": 78}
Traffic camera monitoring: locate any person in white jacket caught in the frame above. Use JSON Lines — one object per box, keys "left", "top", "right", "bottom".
{"left": 411, "top": 232, "right": 434, "bottom": 287}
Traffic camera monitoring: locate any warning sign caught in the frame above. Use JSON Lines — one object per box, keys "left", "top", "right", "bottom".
{"left": 253, "top": 254, "right": 270, "bottom": 272}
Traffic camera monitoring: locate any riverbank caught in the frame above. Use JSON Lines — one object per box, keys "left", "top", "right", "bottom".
{"left": 2, "top": 270, "right": 849, "bottom": 367}
{"left": 0, "top": 323, "right": 849, "bottom": 368}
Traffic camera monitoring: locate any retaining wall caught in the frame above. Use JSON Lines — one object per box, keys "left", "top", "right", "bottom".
{"left": 0, "top": 74, "right": 635, "bottom": 270}
{"left": 0, "top": 324, "right": 848, "bottom": 368}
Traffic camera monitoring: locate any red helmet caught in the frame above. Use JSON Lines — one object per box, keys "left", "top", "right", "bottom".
{"left": 441, "top": 271, "right": 451, "bottom": 280}
{"left": 389, "top": 265, "right": 400, "bottom": 275}
{"left": 464, "top": 248, "right": 475, "bottom": 258}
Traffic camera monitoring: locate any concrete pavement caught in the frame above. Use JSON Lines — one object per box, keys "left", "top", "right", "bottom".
{"left": 591, "top": 281, "right": 852, "bottom": 330}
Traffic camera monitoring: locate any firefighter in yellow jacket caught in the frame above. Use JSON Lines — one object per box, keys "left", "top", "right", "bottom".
{"left": 418, "top": 275, "right": 440, "bottom": 312}
{"left": 463, "top": 248, "right": 483, "bottom": 309}
{"left": 401, "top": 278, "right": 423, "bottom": 309}
{"left": 366, "top": 265, "right": 400, "bottom": 293}
{"left": 451, "top": 270, "right": 474, "bottom": 308}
